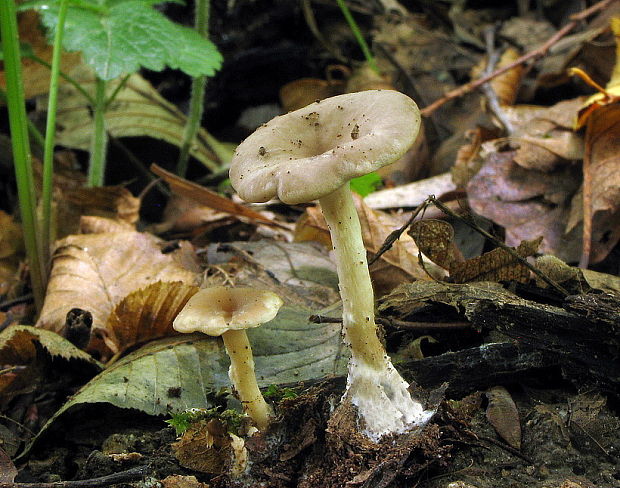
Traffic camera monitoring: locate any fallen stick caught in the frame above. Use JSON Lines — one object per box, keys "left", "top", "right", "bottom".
{"left": 421, "top": 0, "right": 616, "bottom": 117}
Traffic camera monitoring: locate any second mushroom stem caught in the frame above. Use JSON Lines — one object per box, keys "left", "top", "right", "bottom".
{"left": 319, "top": 183, "right": 387, "bottom": 371}
{"left": 222, "top": 329, "right": 272, "bottom": 430}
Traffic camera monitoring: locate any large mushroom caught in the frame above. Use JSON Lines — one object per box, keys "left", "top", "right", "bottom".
{"left": 173, "top": 287, "right": 283, "bottom": 430}
{"left": 229, "top": 90, "right": 430, "bottom": 440}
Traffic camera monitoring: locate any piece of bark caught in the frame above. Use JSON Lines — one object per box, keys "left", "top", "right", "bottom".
{"left": 466, "top": 293, "right": 620, "bottom": 392}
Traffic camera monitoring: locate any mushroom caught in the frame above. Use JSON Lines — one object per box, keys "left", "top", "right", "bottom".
{"left": 173, "top": 286, "right": 283, "bottom": 430}
{"left": 229, "top": 90, "right": 431, "bottom": 440}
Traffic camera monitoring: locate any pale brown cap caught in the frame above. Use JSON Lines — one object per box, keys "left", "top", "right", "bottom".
{"left": 173, "top": 287, "right": 283, "bottom": 337}
{"left": 229, "top": 90, "right": 421, "bottom": 205}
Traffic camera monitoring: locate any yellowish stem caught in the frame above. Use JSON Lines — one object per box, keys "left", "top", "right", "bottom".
{"left": 222, "top": 329, "right": 272, "bottom": 430}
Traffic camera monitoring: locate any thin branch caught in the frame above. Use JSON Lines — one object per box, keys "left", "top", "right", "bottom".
{"left": 0, "top": 466, "right": 149, "bottom": 488}
{"left": 421, "top": 0, "right": 616, "bottom": 117}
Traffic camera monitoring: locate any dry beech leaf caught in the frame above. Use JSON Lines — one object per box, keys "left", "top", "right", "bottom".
{"left": 0, "top": 11, "right": 81, "bottom": 98}
{"left": 58, "top": 186, "right": 140, "bottom": 237}
{"left": 53, "top": 69, "right": 222, "bottom": 169}
{"left": 293, "top": 207, "right": 332, "bottom": 249}
{"left": 79, "top": 216, "right": 135, "bottom": 234}
{"left": 363, "top": 172, "right": 456, "bottom": 210}
{"left": 36, "top": 231, "right": 199, "bottom": 356}
{"left": 408, "top": 219, "right": 464, "bottom": 271}
{"left": 104, "top": 281, "right": 198, "bottom": 355}
{"left": 450, "top": 237, "right": 542, "bottom": 284}
{"left": 486, "top": 386, "right": 521, "bottom": 450}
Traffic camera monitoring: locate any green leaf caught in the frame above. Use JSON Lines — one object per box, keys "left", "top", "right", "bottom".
{"left": 34, "top": 0, "right": 222, "bottom": 80}
{"left": 350, "top": 171, "right": 382, "bottom": 197}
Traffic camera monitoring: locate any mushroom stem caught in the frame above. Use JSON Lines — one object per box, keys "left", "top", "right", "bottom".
{"left": 222, "top": 329, "right": 272, "bottom": 430}
{"left": 319, "top": 183, "right": 429, "bottom": 440}
{"left": 318, "top": 183, "right": 386, "bottom": 370}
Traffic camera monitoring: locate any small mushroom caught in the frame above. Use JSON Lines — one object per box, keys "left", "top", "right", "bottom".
{"left": 230, "top": 90, "right": 431, "bottom": 440}
{"left": 173, "top": 287, "right": 283, "bottom": 430}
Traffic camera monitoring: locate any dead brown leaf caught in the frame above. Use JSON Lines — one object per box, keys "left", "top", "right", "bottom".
{"left": 450, "top": 237, "right": 542, "bottom": 284}
{"left": 0, "top": 12, "right": 81, "bottom": 98}
{"left": 468, "top": 151, "right": 582, "bottom": 262}
{"left": 408, "top": 219, "right": 464, "bottom": 272}
{"left": 0, "top": 446, "right": 17, "bottom": 482}
{"left": 279, "top": 65, "right": 348, "bottom": 112}
{"left": 36, "top": 231, "right": 200, "bottom": 356}
{"left": 151, "top": 164, "right": 286, "bottom": 230}
{"left": 0, "top": 211, "right": 23, "bottom": 260}
{"left": 57, "top": 186, "right": 140, "bottom": 238}
{"left": 104, "top": 281, "right": 198, "bottom": 355}
{"left": 486, "top": 386, "right": 521, "bottom": 450}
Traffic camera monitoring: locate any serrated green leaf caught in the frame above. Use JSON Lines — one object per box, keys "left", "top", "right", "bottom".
{"left": 0, "top": 325, "right": 102, "bottom": 368}
{"left": 35, "top": 0, "right": 222, "bottom": 80}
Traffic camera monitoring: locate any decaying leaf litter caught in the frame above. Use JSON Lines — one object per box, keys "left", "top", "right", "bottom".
{"left": 1, "top": 1, "right": 620, "bottom": 487}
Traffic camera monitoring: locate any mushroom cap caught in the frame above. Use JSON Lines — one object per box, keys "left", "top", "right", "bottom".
{"left": 229, "top": 90, "right": 421, "bottom": 205}
{"left": 173, "top": 287, "right": 283, "bottom": 337}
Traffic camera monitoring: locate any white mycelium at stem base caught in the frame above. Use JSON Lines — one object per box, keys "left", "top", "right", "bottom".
{"left": 229, "top": 90, "right": 431, "bottom": 440}
{"left": 320, "top": 183, "right": 430, "bottom": 439}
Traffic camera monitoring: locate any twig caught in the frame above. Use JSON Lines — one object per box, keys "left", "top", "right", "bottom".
{"left": 367, "top": 200, "right": 429, "bottom": 266}
{"left": 309, "top": 314, "right": 471, "bottom": 330}
{"left": 478, "top": 435, "right": 534, "bottom": 464}
{"left": 421, "top": 0, "right": 616, "bottom": 116}
{"left": 0, "top": 465, "right": 149, "bottom": 488}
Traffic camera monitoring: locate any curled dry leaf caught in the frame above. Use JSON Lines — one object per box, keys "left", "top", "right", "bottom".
{"left": 486, "top": 386, "right": 521, "bottom": 450}
{"left": 36, "top": 231, "right": 200, "bottom": 357}
{"left": 408, "top": 219, "right": 464, "bottom": 272}
{"left": 104, "top": 281, "right": 199, "bottom": 355}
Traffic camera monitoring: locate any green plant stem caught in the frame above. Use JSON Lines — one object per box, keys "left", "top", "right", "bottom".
{"left": 88, "top": 77, "right": 108, "bottom": 186}
{"left": 0, "top": 88, "right": 45, "bottom": 148}
{"left": 177, "top": 0, "right": 210, "bottom": 177}
{"left": 335, "top": 0, "right": 379, "bottom": 74}
{"left": 41, "top": 0, "right": 69, "bottom": 265}
{"left": 105, "top": 73, "right": 131, "bottom": 109}
{"left": 28, "top": 54, "right": 95, "bottom": 105}
{"left": 0, "top": 0, "right": 45, "bottom": 311}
